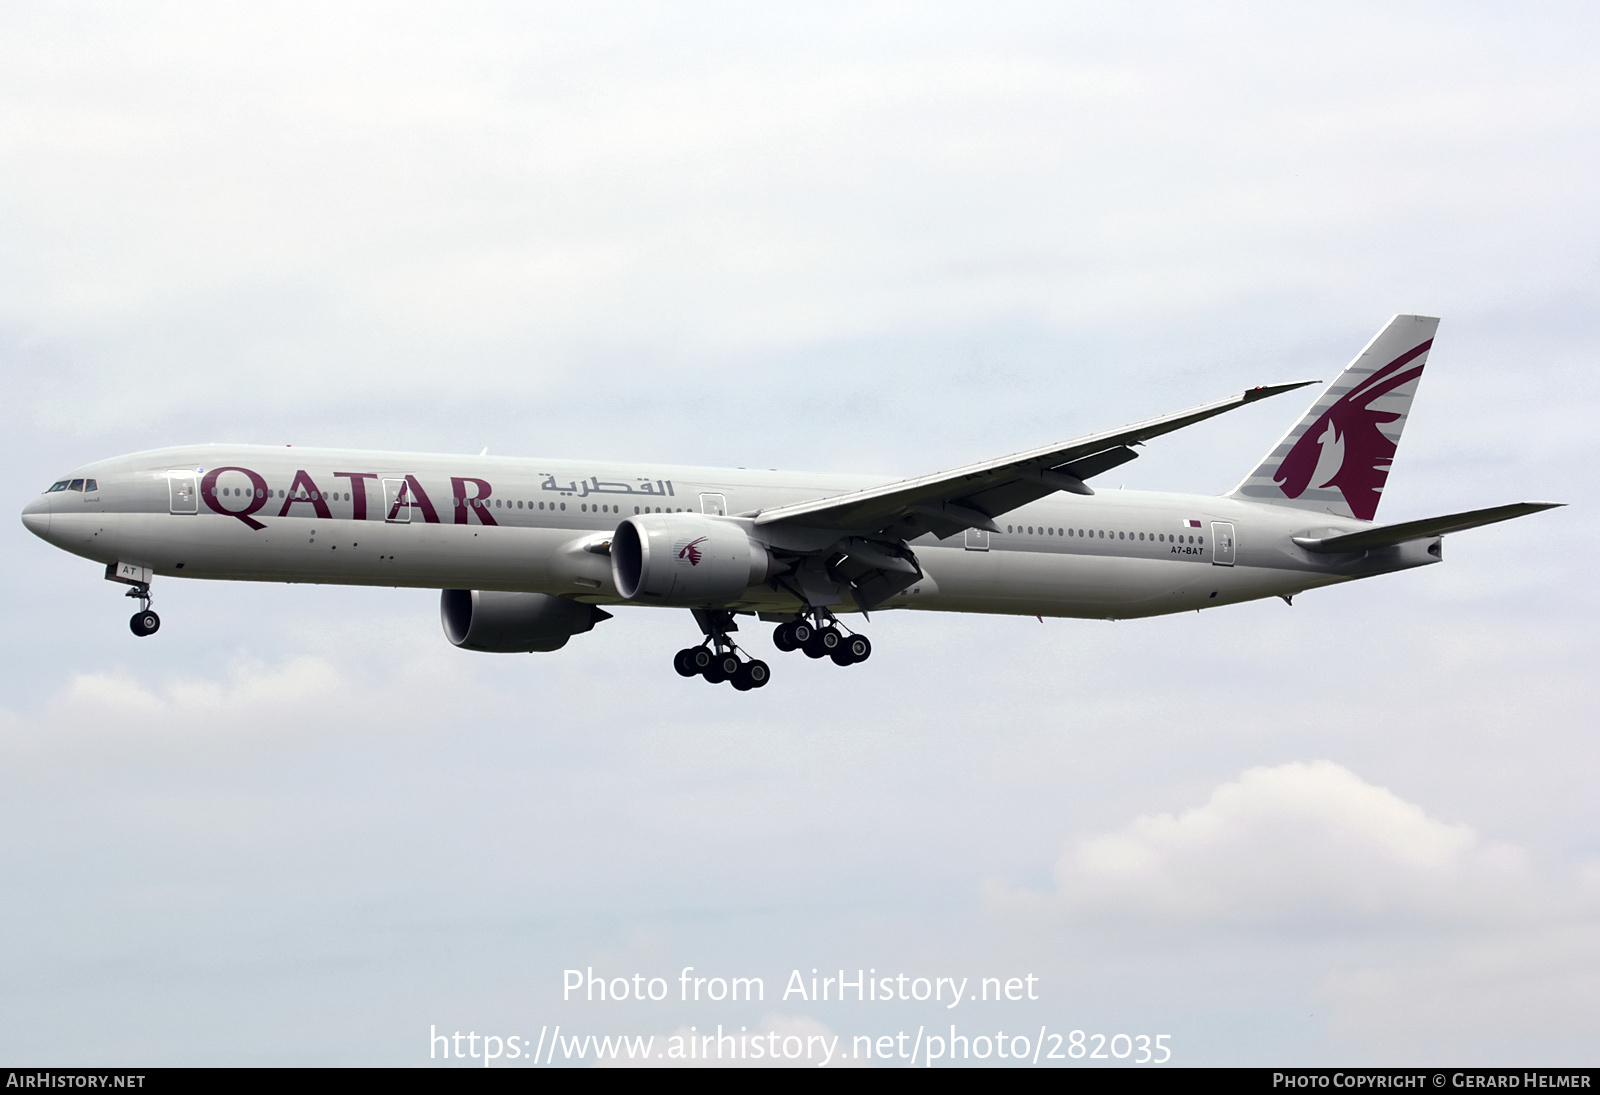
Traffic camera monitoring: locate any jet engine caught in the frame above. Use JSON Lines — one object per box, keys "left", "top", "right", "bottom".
{"left": 440, "top": 590, "right": 611, "bottom": 652}
{"left": 610, "top": 513, "right": 772, "bottom": 604}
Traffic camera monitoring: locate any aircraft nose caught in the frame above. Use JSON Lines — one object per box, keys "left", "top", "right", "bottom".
{"left": 20, "top": 496, "right": 51, "bottom": 539}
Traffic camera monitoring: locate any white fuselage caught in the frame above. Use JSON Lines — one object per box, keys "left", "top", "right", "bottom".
{"left": 20, "top": 444, "right": 1438, "bottom": 620}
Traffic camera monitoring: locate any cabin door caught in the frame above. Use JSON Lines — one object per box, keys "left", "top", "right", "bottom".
{"left": 1211, "top": 521, "right": 1236, "bottom": 566}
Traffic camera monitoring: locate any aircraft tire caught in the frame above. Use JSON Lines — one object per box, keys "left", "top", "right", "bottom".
{"left": 790, "top": 621, "right": 814, "bottom": 647}
{"left": 772, "top": 623, "right": 797, "bottom": 652}
{"left": 745, "top": 659, "right": 771, "bottom": 688}
{"left": 842, "top": 635, "right": 871, "bottom": 663}
{"left": 804, "top": 627, "right": 841, "bottom": 659}
{"left": 706, "top": 652, "right": 740, "bottom": 683}
{"left": 673, "top": 648, "right": 699, "bottom": 677}
{"left": 130, "top": 611, "right": 160, "bottom": 637}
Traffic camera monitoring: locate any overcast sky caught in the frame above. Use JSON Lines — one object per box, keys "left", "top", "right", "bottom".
{"left": 2, "top": 1, "right": 1596, "bottom": 1067}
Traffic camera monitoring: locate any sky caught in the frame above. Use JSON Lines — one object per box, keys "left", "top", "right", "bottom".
{"left": 1, "top": 0, "right": 1596, "bottom": 1067}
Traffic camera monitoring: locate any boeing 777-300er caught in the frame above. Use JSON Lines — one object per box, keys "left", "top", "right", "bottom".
{"left": 21, "top": 315, "right": 1560, "bottom": 690}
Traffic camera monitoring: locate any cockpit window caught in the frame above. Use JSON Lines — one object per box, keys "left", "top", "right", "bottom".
{"left": 69, "top": 479, "right": 84, "bottom": 491}
{"left": 45, "top": 480, "right": 71, "bottom": 493}
{"left": 84, "top": 479, "right": 98, "bottom": 493}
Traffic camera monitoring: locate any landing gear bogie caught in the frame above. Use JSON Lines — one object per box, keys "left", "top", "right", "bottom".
{"left": 773, "top": 609, "right": 872, "bottom": 669}
{"left": 675, "top": 610, "right": 772, "bottom": 689}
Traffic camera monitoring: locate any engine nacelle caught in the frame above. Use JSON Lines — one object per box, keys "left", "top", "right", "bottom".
{"left": 440, "top": 589, "right": 609, "bottom": 652}
{"left": 611, "top": 513, "right": 771, "bottom": 604}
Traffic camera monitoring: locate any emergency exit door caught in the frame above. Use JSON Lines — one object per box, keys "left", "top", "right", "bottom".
{"left": 383, "top": 478, "right": 412, "bottom": 523}
{"left": 167, "top": 472, "right": 198, "bottom": 514}
{"left": 1211, "top": 521, "right": 1236, "bottom": 566}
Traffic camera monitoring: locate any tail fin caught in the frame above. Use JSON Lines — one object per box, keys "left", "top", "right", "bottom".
{"left": 1229, "top": 314, "right": 1439, "bottom": 521}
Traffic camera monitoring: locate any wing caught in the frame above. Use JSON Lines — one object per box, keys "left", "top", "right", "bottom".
{"left": 753, "top": 381, "right": 1317, "bottom": 540}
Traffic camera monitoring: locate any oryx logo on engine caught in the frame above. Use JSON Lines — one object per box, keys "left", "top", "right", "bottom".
{"left": 675, "top": 537, "right": 708, "bottom": 566}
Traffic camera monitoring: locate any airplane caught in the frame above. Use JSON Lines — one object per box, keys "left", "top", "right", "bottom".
{"left": 20, "top": 315, "right": 1560, "bottom": 691}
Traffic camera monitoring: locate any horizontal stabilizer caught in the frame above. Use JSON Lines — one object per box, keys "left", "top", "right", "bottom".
{"left": 1292, "top": 501, "right": 1564, "bottom": 554}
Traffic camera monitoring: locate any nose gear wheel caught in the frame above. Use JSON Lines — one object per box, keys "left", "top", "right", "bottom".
{"left": 124, "top": 582, "right": 160, "bottom": 638}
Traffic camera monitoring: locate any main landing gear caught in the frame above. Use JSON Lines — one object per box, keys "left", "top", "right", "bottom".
{"left": 771, "top": 609, "right": 871, "bottom": 667}
{"left": 673, "top": 645, "right": 771, "bottom": 690}
{"left": 674, "top": 609, "right": 770, "bottom": 691}
{"left": 126, "top": 583, "right": 160, "bottom": 638}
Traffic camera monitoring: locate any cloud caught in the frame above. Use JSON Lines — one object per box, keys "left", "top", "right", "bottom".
{"left": 62, "top": 656, "right": 341, "bottom": 717}
{"left": 995, "top": 761, "right": 1542, "bottom": 930}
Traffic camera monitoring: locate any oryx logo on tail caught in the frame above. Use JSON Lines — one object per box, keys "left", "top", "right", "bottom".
{"left": 1230, "top": 314, "right": 1438, "bottom": 522}
{"left": 1272, "top": 339, "right": 1430, "bottom": 521}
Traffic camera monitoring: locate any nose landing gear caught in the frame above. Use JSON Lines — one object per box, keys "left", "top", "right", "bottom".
{"left": 126, "top": 584, "right": 160, "bottom": 637}
{"left": 105, "top": 564, "right": 161, "bottom": 638}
